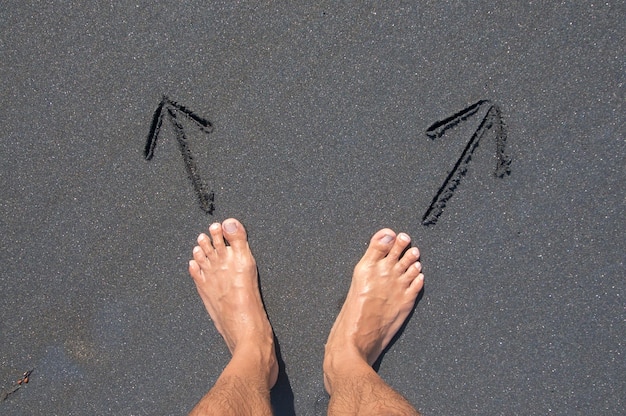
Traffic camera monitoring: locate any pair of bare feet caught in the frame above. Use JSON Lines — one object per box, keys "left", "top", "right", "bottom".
{"left": 188, "top": 218, "right": 424, "bottom": 415}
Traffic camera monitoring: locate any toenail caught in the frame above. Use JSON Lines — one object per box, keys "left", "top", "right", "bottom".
{"left": 224, "top": 220, "right": 238, "bottom": 234}
{"left": 380, "top": 234, "right": 394, "bottom": 244}
{"left": 399, "top": 233, "right": 410, "bottom": 242}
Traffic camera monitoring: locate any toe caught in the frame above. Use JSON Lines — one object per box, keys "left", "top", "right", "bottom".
{"left": 361, "top": 229, "right": 396, "bottom": 262}
{"left": 189, "top": 260, "right": 200, "bottom": 279}
{"left": 401, "top": 260, "right": 422, "bottom": 286}
{"left": 209, "top": 222, "right": 226, "bottom": 254}
{"left": 387, "top": 233, "right": 411, "bottom": 260}
{"left": 408, "top": 273, "right": 425, "bottom": 295}
{"left": 398, "top": 247, "right": 420, "bottom": 271}
{"left": 188, "top": 260, "right": 201, "bottom": 280}
{"left": 192, "top": 245, "right": 208, "bottom": 267}
{"left": 189, "top": 250, "right": 208, "bottom": 283}
{"left": 221, "top": 218, "right": 249, "bottom": 250}
{"left": 197, "top": 233, "right": 214, "bottom": 257}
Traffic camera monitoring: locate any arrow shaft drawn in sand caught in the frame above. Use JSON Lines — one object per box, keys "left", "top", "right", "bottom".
{"left": 144, "top": 96, "right": 215, "bottom": 214}
{"left": 422, "top": 100, "right": 511, "bottom": 226}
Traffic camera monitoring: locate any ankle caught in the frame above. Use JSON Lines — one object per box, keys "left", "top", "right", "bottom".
{"left": 233, "top": 335, "right": 275, "bottom": 359}
{"left": 231, "top": 337, "right": 278, "bottom": 383}
{"left": 323, "top": 345, "right": 371, "bottom": 393}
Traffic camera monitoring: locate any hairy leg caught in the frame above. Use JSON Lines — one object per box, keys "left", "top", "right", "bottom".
{"left": 324, "top": 230, "right": 424, "bottom": 416}
{"left": 188, "top": 219, "right": 277, "bottom": 416}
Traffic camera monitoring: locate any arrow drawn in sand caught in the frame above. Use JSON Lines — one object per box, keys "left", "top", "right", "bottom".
{"left": 422, "top": 100, "right": 511, "bottom": 226}
{"left": 144, "top": 96, "right": 215, "bottom": 214}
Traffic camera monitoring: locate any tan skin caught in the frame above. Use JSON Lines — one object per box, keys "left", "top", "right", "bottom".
{"left": 188, "top": 218, "right": 423, "bottom": 415}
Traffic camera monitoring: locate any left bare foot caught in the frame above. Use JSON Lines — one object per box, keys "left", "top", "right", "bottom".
{"left": 188, "top": 218, "right": 278, "bottom": 388}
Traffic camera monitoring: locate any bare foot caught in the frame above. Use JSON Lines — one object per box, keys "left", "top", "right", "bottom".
{"left": 324, "top": 229, "right": 424, "bottom": 391}
{"left": 188, "top": 218, "right": 278, "bottom": 388}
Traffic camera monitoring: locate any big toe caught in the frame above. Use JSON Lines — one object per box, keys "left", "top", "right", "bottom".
{"left": 362, "top": 228, "right": 397, "bottom": 262}
{"left": 221, "top": 218, "right": 249, "bottom": 249}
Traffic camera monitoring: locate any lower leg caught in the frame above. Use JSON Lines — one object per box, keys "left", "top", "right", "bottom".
{"left": 325, "top": 355, "right": 420, "bottom": 416}
{"left": 190, "top": 347, "right": 274, "bottom": 416}
{"left": 188, "top": 219, "right": 277, "bottom": 416}
{"left": 324, "top": 230, "right": 424, "bottom": 416}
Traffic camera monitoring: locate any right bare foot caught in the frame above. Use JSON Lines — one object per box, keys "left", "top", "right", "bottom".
{"left": 188, "top": 218, "right": 278, "bottom": 388}
{"left": 324, "top": 229, "right": 424, "bottom": 392}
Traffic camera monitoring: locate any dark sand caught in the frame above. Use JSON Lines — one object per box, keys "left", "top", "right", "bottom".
{"left": 1, "top": 2, "right": 624, "bottom": 414}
